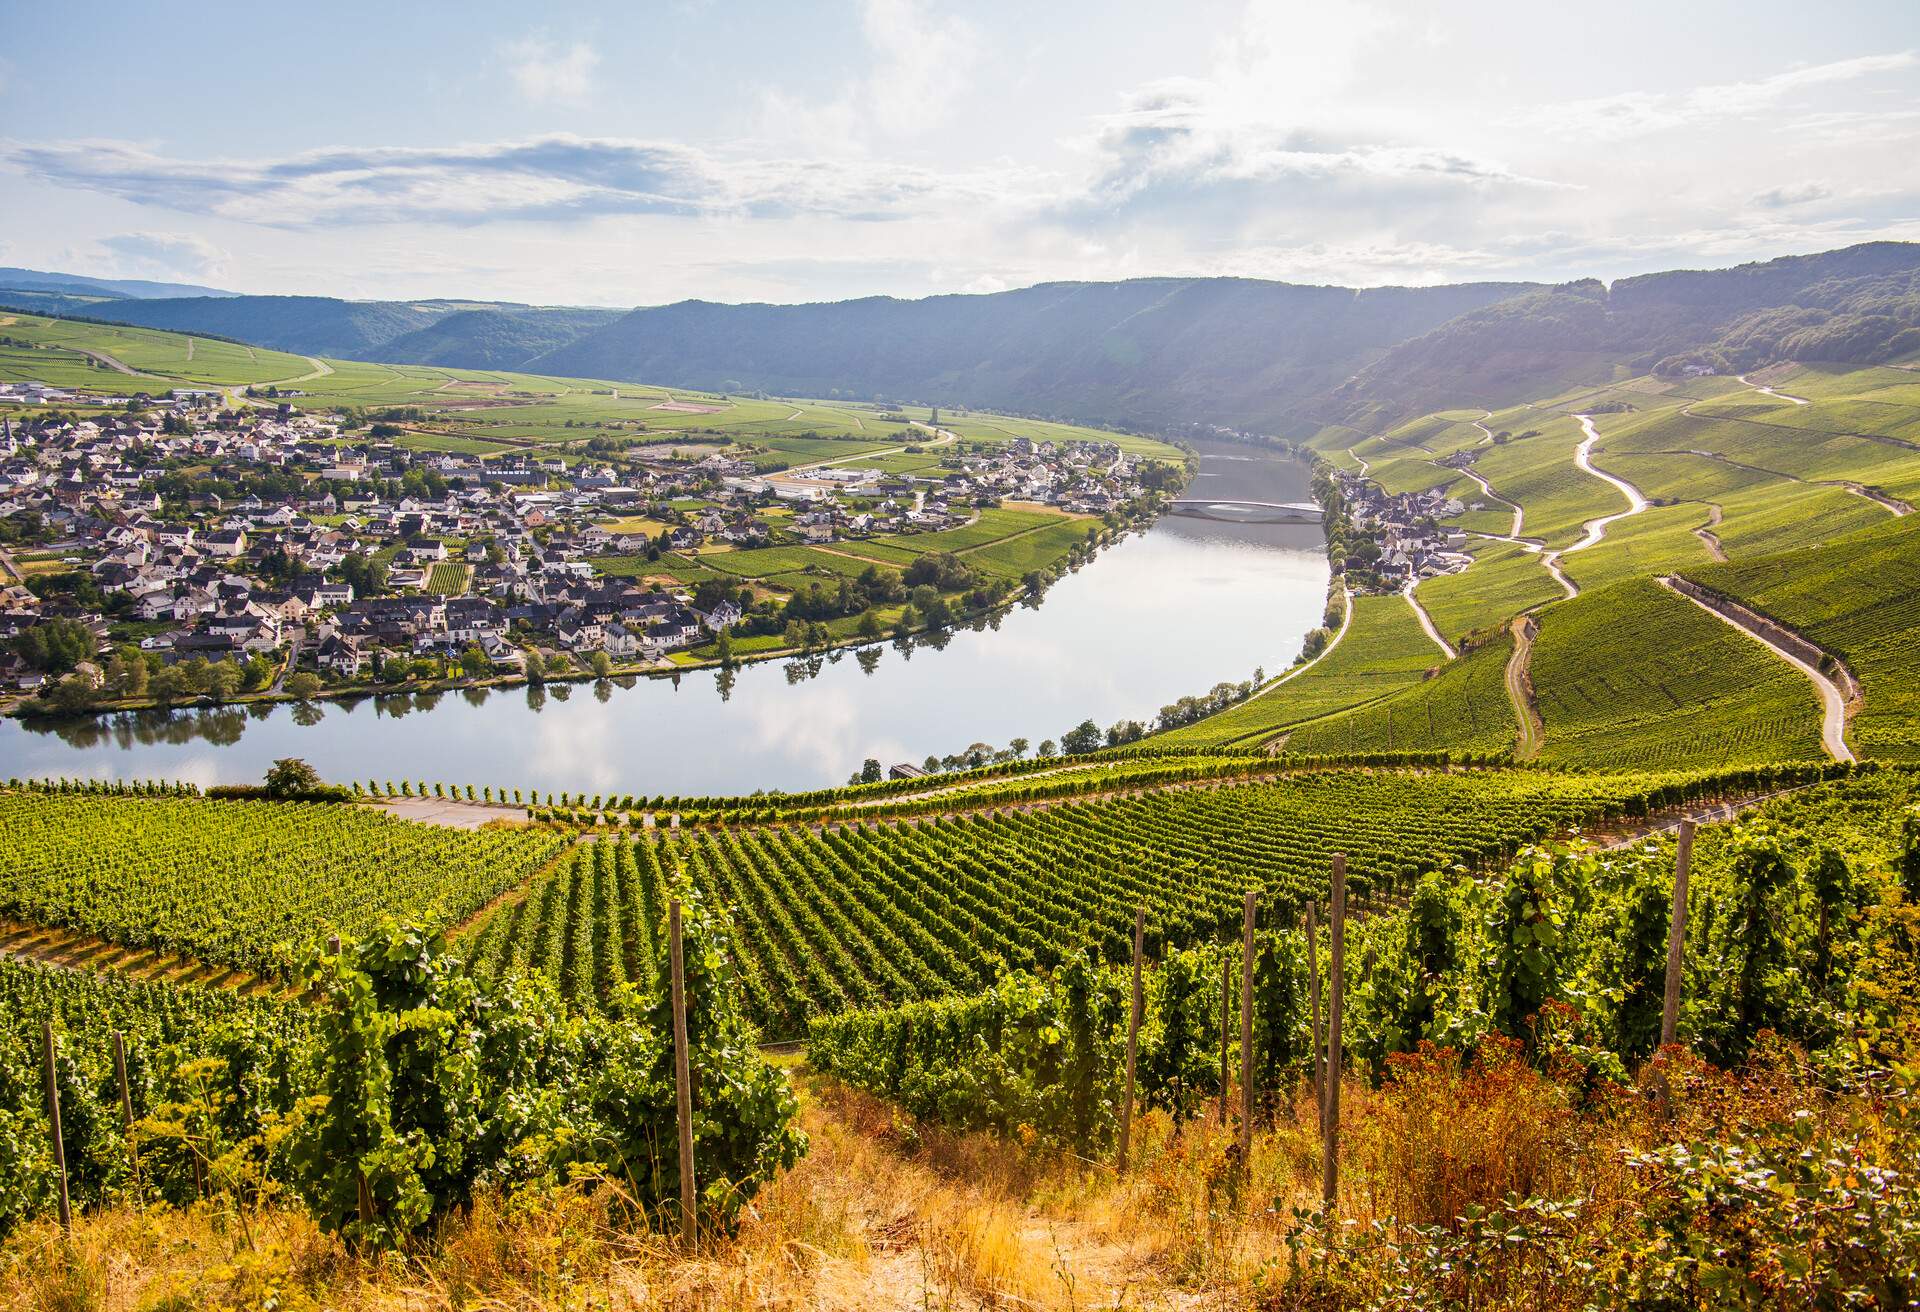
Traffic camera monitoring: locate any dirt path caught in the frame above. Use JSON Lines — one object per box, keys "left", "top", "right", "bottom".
{"left": 1658, "top": 576, "right": 1854, "bottom": 762}
{"left": 1348, "top": 446, "right": 1371, "bottom": 476}
{"left": 74, "top": 346, "right": 148, "bottom": 377}
{"left": 1506, "top": 616, "right": 1544, "bottom": 759}
{"left": 370, "top": 795, "right": 522, "bottom": 829}
{"left": 184, "top": 337, "right": 195, "bottom": 361}
{"left": 1695, "top": 503, "right": 1728, "bottom": 560}
{"left": 1403, "top": 578, "right": 1455, "bottom": 659}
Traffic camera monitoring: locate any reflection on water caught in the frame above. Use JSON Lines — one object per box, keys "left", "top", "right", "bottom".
{"left": 0, "top": 443, "right": 1328, "bottom": 794}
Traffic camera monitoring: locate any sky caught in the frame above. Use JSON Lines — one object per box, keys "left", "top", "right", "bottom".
{"left": 1, "top": 0, "right": 1917, "bottom": 306}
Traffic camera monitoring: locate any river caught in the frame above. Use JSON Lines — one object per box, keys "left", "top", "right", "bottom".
{"left": 0, "top": 443, "right": 1328, "bottom": 794}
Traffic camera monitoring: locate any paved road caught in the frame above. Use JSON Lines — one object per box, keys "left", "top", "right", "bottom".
{"left": 271, "top": 629, "right": 303, "bottom": 693}
{"left": 1658, "top": 576, "right": 1854, "bottom": 762}
{"left": 1736, "top": 373, "right": 1810, "bottom": 405}
{"left": 1402, "top": 578, "right": 1455, "bottom": 659}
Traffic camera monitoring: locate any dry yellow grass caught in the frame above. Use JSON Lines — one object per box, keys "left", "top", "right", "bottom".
{"left": 0, "top": 1049, "right": 1837, "bottom": 1311}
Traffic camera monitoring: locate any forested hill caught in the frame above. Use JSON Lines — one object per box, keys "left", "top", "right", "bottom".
{"left": 526, "top": 278, "right": 1535, "bottom": 430}
{"left": 9, "top": 241, "right": 1917, "bottom": 436}
{"left": 0, "top": 293, "right": 625, "bottom": 367}
{"left": 1331, "top": 241, "right": 1920, "bottom": 425}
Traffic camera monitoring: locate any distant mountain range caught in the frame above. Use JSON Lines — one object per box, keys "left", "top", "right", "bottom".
{"left": 0, "top": 266, "right": 238, "bottom": 300}
{"left": 5, "top": 242, "right": 1917, "bottom": 434}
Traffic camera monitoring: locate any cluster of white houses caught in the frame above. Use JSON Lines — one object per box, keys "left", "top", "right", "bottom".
{"left": 0, "top": 392, "right": 1154, "bottom": 695}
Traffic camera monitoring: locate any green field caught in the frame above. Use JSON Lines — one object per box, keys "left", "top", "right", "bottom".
{"left": 0, "top": 311, "right": 316, "bottom": 389}
{"left": 1690, "top": 515, "right": 1920, "bottom": 761}
{"left": 1415, "top": 540, "right": 1563, "bottom": 645}
{"left": 1286, "top": 632, "right": 1518, "bottom": 756}
{"left": 1530, "top": 579, "right": 1825, "bottom": 769}
{"left": 1156, "top": 593, "right": 1442, "bottom": 748}
{"left": 0, "top": 794, "right": 566, "bottom": 977}
{"left": 1462, "top": 414, "right": 1627, "bottom": 548}
{"left": 426, "top": 561, "right": 471, "bottom": 594}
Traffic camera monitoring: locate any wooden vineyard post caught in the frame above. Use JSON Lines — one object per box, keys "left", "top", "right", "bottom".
{"left": 1218, "top": 954, "right": 1231, "bottom": 1125}
{"left": 670, "top": 899, "right": 697, "bottom": 1245}
{"left": 328, "top": 933, "right": 369, "bottom": 1225}
{"left": 1322, "top": 854, "right": 1347, "bottom": 1210}
{"left": 1239, "top": 890, "right": 1255, "bottom": 1168}
{"left": 43, "top": 1022, "right": 71, "bottom": 1229}
{"left": 113, "top": 1030, "right": 140, "bottom": 1200}
{"left": 1118, "top": 906, "right": 1145, "bottom": 1174}
{"left": 1307, "top": 903, "right": 1323, "bottom": 1131}
{"left": 1660, "top": 819, "right": 1695, "bottom": 1049}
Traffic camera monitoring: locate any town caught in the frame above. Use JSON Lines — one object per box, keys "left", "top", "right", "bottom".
{"left": 0, "top": 381, "right": 1176, "bottom": 712}
{"left": 1327, "top": 468, "right": 1475, "bottom": 593}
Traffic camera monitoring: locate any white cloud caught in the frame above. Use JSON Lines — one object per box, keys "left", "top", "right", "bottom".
{"left": 1523, "top": 51, "right": 1917, "bottom": 139}
{"left": 504, "top": 35, "right": 600, "bottom": 107}
{"left": 1752, "top": 181, "right": 1833, "bottom": 208}
{"left": 0, "top": 134, "right": 1043, "bottom": 228}
{"left": 96, "top": 231, "right": 229, "bottom": 280}
{"left": 759, "top": 0, "right": 980, "bottom": 146}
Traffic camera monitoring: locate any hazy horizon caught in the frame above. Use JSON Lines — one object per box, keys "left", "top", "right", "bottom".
{"left": 3, "top": 0, "right": 1917, "bottom": 306}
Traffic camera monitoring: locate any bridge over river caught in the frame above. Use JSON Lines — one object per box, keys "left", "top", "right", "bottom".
{"left": 1167, "top": 497, "right": 1320, "bottom": 524}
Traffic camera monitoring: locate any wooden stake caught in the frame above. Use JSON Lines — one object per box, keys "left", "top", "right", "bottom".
{"left": 1218, "top": 953, "right": 1231, "bottom": 1125}
{"left": 113, "top": 1030, "right": 140, "bottom": 1200}
{"left": 1322, "top": 854, "right": 1346, "bottom": 1210}
{"left": 670, "top": 899, "right": 697, "bottom": 1244}
{"left": 1660, "top": 819, "right": 1695, "bottom": 1049}
{"left": 1307, "top": 904, "right": 1323, "bottom": 1131}
{"left": 1118, "top": 906, "right": 1145, "bottom": 1174}
{"left": 43, "top": 1022, "right": 70, "bottom": 1229}
{"left": 1239, "top": 889, "right": 1255, "bottom": 1165}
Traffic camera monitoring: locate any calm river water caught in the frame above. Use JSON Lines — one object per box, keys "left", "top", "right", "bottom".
{"left": 0, "top": 443, "right": 1327, "bottom": 794}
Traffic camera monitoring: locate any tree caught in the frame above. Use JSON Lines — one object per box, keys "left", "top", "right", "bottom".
{"left": 1061, "top": 720, "right": 1103, "bottom": 755}
{"left": 150, "top": 665, "right": 191, "bottom": 703}
{"left": 204, "top": 660, "right": 244, "bottom": 701}
{"left": 1009, "top": 737, "right": 1030, "bottom": 759}
{"left": 105, "top": 655, "right": 148, "bottom": 699}
{"left": 264, "top": 758, "right": 323, "bottom": 796}
{"left": 860, "top": 758, "right": 883, "bottom": 784}
{"left": 285, "top": 671, "right": 323, "bottom": 701}
{"left": 9, "top": 617, "right": 93, "bottom": 673}
{"left": 590, "top": 651, "right": 614, "bottom": 679}
{"left": 715, "top": 631, "right": 736, "bottom": 668}
{"left": 43, "top": 672, "right": 99, "bottom": 713}
{"left": 1037, "top": 739, "right": 1058, "bottom": 758}
{"left": 461, "top": 644, "right": 490, "bottom": 679}
{"left": 523, "top": 650, "right": 546, "bottom": 684}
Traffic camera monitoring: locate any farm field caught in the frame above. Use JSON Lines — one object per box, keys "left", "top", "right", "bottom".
{"left": 1529, "top": 579, "right": 1826, "bottom": 769}
{"left": 1691, "top": 515, "right": 1920, "bottom": 762}
{"left": 1285, "top": 632, "right": 1518, "bottom": 757}
{"left": 1154, "top": 594, "right": 1443, "bottom": 748}
{"left": 0, "top": 794, "right": 567, "bottom": 977}
{"left": 1458, "top": 413, "right": 1626, "bottom": 548}
{"left": 425, "top": 561, "right": 471, "bottom": 594}
{"left": 1414, "top": 539, "right": 1562, "bottom": 644}
{"left": 0, "top": 311, "right": 315, "bottom": 388}
{"left": 462, "top": 767, "right": 1742, "bottom": 1035}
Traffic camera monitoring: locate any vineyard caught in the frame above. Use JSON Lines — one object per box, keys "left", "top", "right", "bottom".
{"left": 1155, "top": 595, "right": 1440, "bottom": 748}
{"left": 1287, "top": 635, "right": 1518, "bottom": 757}
{"left": 1529, "top": 578, "right": 1828, "bottom": 769}
{"left": 0, "top": 794, "right": 567, "bottom": 977}
{"left": 810, "top": 767, "right": 1920, "bottom": 1143}
{"left": 477, "top": 765, "right": 1840, "bottom": 1036}
{"left": 1692, "top": 515, "right": 1920, "bottom": 762}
